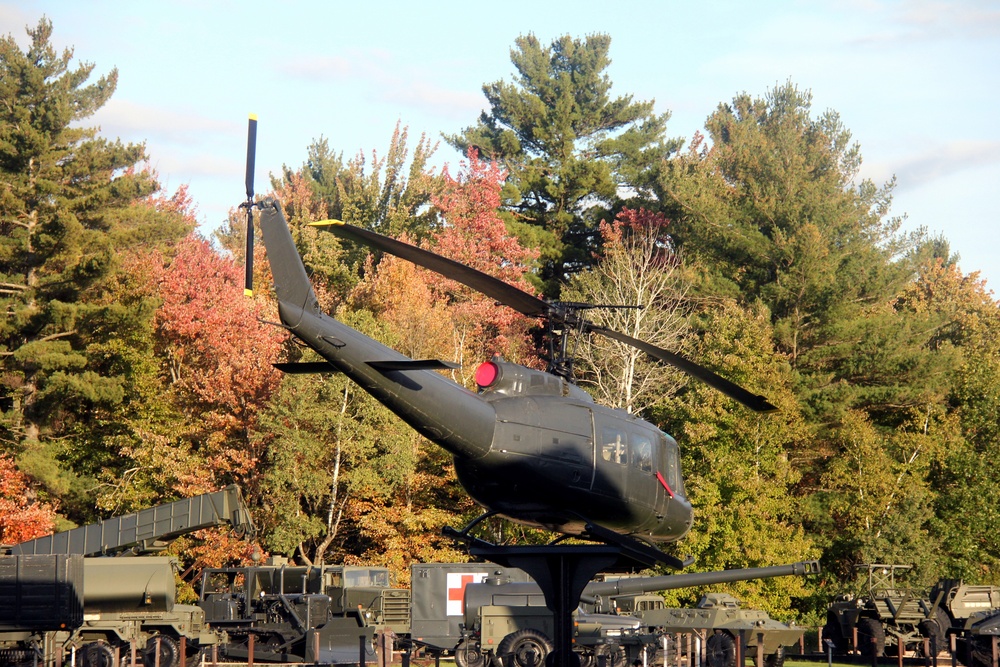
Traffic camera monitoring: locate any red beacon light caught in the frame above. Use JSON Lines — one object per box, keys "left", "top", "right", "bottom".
{"left": 474, "top": 361, "right": 500, "bottom": 389}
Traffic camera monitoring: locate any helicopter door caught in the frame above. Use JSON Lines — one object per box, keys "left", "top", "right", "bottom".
{"left": 536, "top": 403, "right": 595, "bottom": 491}
{"left": 593, "top": 425, "right": 629, "bottom": 500}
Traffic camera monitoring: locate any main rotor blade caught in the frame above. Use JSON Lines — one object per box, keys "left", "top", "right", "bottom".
{"left": 311, "top": 220, "right": 552, "bottom": 318}
{"left": 244, "top": 114, "right": 258, "bottom": 296}
{"left": 312, "top": 219, "right": 777, "bottom": 412}
{"left": 245, "top": 114, "right": 257, "bottom": 201}
{"left": 587, "top": 323, "right": 778, "bottom": 413}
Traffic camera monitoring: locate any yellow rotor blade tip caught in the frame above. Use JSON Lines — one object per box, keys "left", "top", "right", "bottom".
{"left": 309, "top": 219, "right": 346, "bottom": 227}
{"left": 244, "top": 288, "right": 254, "bottom": 297}
{"left": 248, "top": 113, "right": 258, "bottom": 121}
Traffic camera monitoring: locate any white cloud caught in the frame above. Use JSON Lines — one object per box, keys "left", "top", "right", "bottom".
{"left": 879, "top": 140, "right": 1000, "bottom": 191}
{"left": 90, "top": 99, "right": 236, "bottom": 146}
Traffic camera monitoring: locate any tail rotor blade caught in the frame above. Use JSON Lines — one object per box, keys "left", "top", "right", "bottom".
{"left": 244, "top": 114, "right": 258, "bottom": 296}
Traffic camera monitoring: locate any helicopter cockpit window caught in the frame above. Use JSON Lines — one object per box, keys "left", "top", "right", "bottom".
{"left": 632, "top": 432, "right": 653, "bottom": 473}
{"left": 601, "top": 427, "right": 627, "bottom": 465}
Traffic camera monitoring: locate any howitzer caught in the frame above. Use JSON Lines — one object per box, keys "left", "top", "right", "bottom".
{"left": 459, "top": 560, "right": 820, "bottom": 667}
{"left": 463, "top": 559, "right": 820, "bottom": 619}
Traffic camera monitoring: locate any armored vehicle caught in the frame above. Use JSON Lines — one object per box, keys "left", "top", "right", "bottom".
{"left": 955, "top": 609, "right": 1000, "bottom": 667}
{"left": 618, "top": 592, "right": 802, "bottom": 667}
{"left": 824, "top": 564, "right": 946, "bottom": 658}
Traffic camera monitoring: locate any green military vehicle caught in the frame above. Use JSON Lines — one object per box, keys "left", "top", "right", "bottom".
{"left": 198, "top": 557, "right": 378, "bottom": 664}
{"left": 955, "top": 608, "right": 1000, "bottom": 667}
{"left": 611, "top": 592, "right": 803, "bottom": 667}
{"left": 824, "top": 564, "right": 947, "bottom": 658}
{"left": 930, "top": 579, "right": 1000, "bottom": 635}
{"left": 461, "top": 560, "right": 820, "bottom": 667}
{"left": 1, "top": 486, "right": 254, "bottom": 667}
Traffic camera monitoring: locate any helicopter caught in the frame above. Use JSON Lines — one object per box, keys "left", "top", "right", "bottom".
{"left": 240, "top": 117, "right": 776, "bottom": 561}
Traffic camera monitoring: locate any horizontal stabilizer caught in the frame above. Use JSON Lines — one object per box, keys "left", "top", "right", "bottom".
{"left": 367, "top": 359, "right": 460, "bottom": 372}
{"left": 273, "top": 362, "right": 338, "bottom": 374}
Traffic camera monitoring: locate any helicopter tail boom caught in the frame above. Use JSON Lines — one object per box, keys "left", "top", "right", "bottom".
{"left": 257, "top": 199, "right": 498, "bottom": 462}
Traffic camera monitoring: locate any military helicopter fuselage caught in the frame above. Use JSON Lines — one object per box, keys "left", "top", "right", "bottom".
{"left": 259, "top": 200, "right": 694, "bottom": 543}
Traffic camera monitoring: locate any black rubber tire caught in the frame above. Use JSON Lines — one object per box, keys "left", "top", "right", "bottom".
{"left": 969, "top": 637, "right": 998, "bottom": 667}
{"left": 823, "top": 612, "right": 847, "bottom": 655}
{"left": 454, "top": 639, "right": 485, "bottom": 667}
{"left": 856, "top": 618, "right": 886, "bottom": 659}
{"left": 80, "top": 642, "right": 116, "bottom": 667}
{"left": 706, "top": 632, "right": 737, "bottom": 667}
{"left": 592, "top": 643, "right": 625, "bottom": 667}
{"left": 143, "top": 636, "right": 180, "bottom": 667}
{"left": 497, "top": 628, "right": 553, "bottom": 667}
{"left": 764, "top": 646, "right": 786, "bottom": 667}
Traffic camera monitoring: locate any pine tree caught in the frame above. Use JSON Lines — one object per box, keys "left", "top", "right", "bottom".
{"left": 0, "top": 18, "right": 161, "bottom": 514}
{"left": 448, "top": 34, "right": 680, "bottom": 296}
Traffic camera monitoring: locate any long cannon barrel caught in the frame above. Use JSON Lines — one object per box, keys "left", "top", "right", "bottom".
{"left": 585, "top": 559, "right": 821, "bottom": 597}
{"left": 463, "top": 560, "right": 820, "bottom": 618}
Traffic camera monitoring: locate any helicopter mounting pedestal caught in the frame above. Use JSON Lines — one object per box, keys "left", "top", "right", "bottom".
{"left": 452, "top": 527, "right": 685, "bottom": 667}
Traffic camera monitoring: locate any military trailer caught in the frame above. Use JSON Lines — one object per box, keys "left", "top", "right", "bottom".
{"left": 56, "top": 558, "right": 215, "bottom": 667}
{"left": 823, "top": 564, "right": 947, "bottom": 659}
{"left": 0, "top": 555, "right": 84, "bottom": 667}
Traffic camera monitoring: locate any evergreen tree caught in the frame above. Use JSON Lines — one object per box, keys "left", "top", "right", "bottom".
{"left": 448, "top": 33, "right": 680, "bottom": 296}
{"left": 0, "top": 18, "right": 162, "bottom": 516}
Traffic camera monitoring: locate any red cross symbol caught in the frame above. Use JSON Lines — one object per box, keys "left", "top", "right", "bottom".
{"left": 448, "top": 574, "right": 476, "bottom": 613}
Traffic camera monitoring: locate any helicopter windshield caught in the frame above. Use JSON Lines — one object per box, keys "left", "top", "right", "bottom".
{"left": 660, "top": 434, "right": 686, "bottom": 497}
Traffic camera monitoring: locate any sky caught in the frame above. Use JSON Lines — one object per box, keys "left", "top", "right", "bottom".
{"left": 3, "top": 0, "right": 999, "bottom": 294}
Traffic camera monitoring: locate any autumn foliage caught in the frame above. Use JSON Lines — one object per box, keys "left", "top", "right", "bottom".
{"left": 0, "top": 455, "right": 56, "bottom": 544}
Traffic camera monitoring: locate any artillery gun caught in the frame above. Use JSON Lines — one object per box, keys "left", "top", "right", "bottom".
{"left": 460, "top": 560, "right": 820, "bottom": 667}
{"left": 823, "top": 564, "right": 947, "bottom": 659}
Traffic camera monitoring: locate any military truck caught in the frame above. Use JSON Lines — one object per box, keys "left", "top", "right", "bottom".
{"left": 198, "top": 557, "right": 379, "bottom": 664}
{"left": 823, "top": 564, "right": 947, "bottom": 659}
{"left": 1, "top": 487, "right": 254, "bottom": 667}
{"left": 930, "top": 579, "right": 1000, "bottom": 634}
{"left": 197, "top": 558, "right": 535, "bottom": 663}
{"left": 610, "top": 592, "right": 803, "bottom": 667}
{"left": 459, "top": 560, "right": 821, "bottom": 667}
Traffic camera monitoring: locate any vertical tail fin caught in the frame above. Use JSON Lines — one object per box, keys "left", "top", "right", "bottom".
{"left": 258, "top": 199, "right": 319, "bottom": 322}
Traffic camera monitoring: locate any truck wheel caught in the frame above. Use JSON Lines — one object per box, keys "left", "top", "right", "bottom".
{"left": 80, "top": 642, "right": 116, "bottom": 667}
{"left": 594, "top": 643, "right": 625, "bottom": 667}
{"left": 706, "top": 632, "right": 737, "bottom": 667}
{"left": 969, "top": 637, "right": 997, "bottom": 667}
{"left": 764, "top": 647, "right": 785, "bottom": 667}
{"left": 454, "top": 639, "right": 485, "bottom": 667}
{"left": 497, "top": 628, "right": 553, "bottom": 667}
{"left": 823, "top": 612, "right": 847, "bottom": 654}
{"left": 856, "top": 618, "right": 886, "bottom": 658}
{"left": 142, "top": 636, "right": 180, "bottom": 667}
